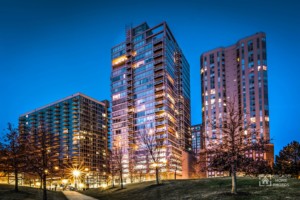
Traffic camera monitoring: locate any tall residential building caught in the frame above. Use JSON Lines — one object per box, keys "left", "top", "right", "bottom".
{"left": 191, "top": 124, "right": 202, "bottom": 160}
{"left": 200, "top": 33, "right": 274, "bottom": 175}
{"left": 19, "top": 93, "right": 110, "bottom": 187}
{"left": 111, "top": 22, "right": 191, "bottom": 181}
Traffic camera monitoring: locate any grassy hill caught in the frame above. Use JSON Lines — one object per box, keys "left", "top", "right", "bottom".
{"left": 80, "top": 177, "right": 300, "bottom": 200}
{"left": 0, "top": 184, "right": 67, "bottom": 200}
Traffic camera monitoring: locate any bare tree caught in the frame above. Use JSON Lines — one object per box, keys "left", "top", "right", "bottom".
{"left": 202, "top": 100, "right": 271, "bottom": 194}
{"left": 128, "top": 155, "right": 136, "bottom": 183}
{"left": 108, "top": 157, "right": 116, "bottom": 188}
{"left": 134, "top": 153, "right": 146, "bottom": 183}
{"left": 0, "top": 123, "right": 26, "bottom": 192}
{"left": 25, "top": 121, "right": 60, "bottom": 200}
{"left": 139, "top": 128, "right": 163, "bottom": 185}
{"left": 112, "top": 141, "right": 125, "bottom": 189}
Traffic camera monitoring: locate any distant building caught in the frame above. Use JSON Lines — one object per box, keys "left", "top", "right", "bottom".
{"left": 200, "top": 33, "right": 274, "bottom": 177}
{"left": 191, "top": 124, "right": 202, "bottom": 159}
{"left": 111, "top": 22, "right": 191, "bottom": 181}
{"left": 19, "top": 93, "right": 110, "bottom": 187}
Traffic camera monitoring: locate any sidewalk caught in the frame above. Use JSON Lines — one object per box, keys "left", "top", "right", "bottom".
{"left": 63, "top": 191, "right": 98, "bottom": 200}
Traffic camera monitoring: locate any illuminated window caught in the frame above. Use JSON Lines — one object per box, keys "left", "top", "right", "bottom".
{"left": 132, "top": 60, "right": 144, "bottom": 68}
{"left": 136, "top": 105, "right": 145, "bottom": 112}
{"left": 263, "top": 66, "right": 267, "bottom": 70}
{"left": 112, "top": 94, "right": 120, "bottom": 100}
{"left": 112, "top": 55, "right": 127, "bottom": 66}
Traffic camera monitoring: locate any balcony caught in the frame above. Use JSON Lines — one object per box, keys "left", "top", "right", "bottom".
{"left": 126, "top": 59, "right": 132, "bottom": 65}
{"left": 155, "top": 100, "right": 164, "bottom": 107}
{"left": 154, "top": 59, "right": 163, "bottom": 66}
{"left": 155, "top": 120, "right": 166, "bottom": 126}
{"left": 128, "top": 108, "right": 134, "bottom": 114}
{"left": 154, "top": 79, "right": 164, "bottom": 86}
{"left": 155, "top": 107, "right": 164, "bottom": 113}
{"left": 153, "top": 38, "right": 163, "bottom": 46}
{"left": 153, "top": 52, "right": 163, "bottom": 59}
{"left": 126, "top": 52, "right": 132, "bottom": 58}
{"left": 126, "top": 43, "right": 132, "bottom": 52}
{"left": 153, "top": 45, "right": 163, "bottom": 52}
{"left": 128, "top": 123, "right": 133, "bottom": 127}
{"left": 155, "top": 94, "right": 164, "bottom": 100}
{"left": 155, "top": 86, "right": 164, "bottom": 93}
{"left": 63, "top": 109, "right": 69, "bottom": 113}
{"left": 155, "top": 114, "right": 165, "bottom": 120}
{"left": 127, "top": 102, "right": 133, "bottom": 107}
{"left": 154, "top": 65, "right": 164, "bottom": 72}
{"left": 127, "top": 84, "right": 133, "bottom": 89}
{"left": 128, "top": 115, "right": 133, "bottom": 120}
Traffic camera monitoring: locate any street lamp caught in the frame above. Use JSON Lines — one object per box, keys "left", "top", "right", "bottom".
{"left": 72, "top": 169, "right": 81, "bottom": 190}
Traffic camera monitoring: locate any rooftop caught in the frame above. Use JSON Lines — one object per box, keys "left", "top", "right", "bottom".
{"left": 20, "top": 92, "right": 107, "bottom": 117}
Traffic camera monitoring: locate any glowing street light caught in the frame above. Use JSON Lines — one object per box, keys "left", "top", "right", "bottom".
{"left": 73, "top": 169, "right": 81, "bottom": 177}
{"left": 72, "top": 169, "right": 81, "bottom": 190}
{"left": 62, "top": 179, "right": 68, "bottom": 184}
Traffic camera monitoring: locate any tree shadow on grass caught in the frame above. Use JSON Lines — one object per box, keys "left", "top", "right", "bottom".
{"left": 143, "top": 183, "right": 165, "bottom": 191}
{"left": 217, "top": 191, "right": 252, "bottom": 197}
{"left": 114, "top": 188, "right": 127, "bottom": 192}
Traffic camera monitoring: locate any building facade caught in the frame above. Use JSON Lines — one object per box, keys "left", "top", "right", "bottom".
{"left": 191, "top": 124, "right": 202, "bottom": 160}
{"left": 111, "top": 22, "right": 191, "bottom": 182}
{"left": 200, "top": 33, "right": 274, "bottom": 176}
{"left": 19, "top": 93, "right": 110, "bottom": 188}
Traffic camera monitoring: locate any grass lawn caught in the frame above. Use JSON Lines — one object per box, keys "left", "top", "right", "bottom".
{"left": 0, "top": 184, "right": 67, "bottom": 200}
{"left": 80, "top": 177, "right": 300, "bottom": 200}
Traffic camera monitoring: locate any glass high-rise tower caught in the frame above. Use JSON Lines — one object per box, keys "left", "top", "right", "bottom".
{"left": 111, "top": 22, "right": 191, "bottom": 181}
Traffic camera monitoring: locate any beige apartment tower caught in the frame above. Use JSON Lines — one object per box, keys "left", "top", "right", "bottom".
{"left": 200, "top": 33, "right": 274, "bottom": 177}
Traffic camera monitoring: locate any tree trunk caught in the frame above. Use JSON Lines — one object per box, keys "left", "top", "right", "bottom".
{"left": 14, "top": 168, "right": 18, "bottom": 192}
{"left": 40, "top": 177, "right": 43, "bottom": 189}
{"left": 174, "top": 166, "right": 177, "bottom": 180}
{"left": 139, "top": 173, "right": 142, "bottom": 182}
{"left": 155, "top": 166, "right": 159, "bottom": 185}
{"left": 231, "top": 163, "right": 237, "bottom": 194}
{"left": 43, "top": 174, "right": 47, "bottom": 200}
{"left": 120, "top": 171, "right": 123, "bottom": 189}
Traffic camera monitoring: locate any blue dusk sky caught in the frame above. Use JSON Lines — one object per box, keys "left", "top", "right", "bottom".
{"left": 0, "top": 0, "right": 299, "bottom": 155}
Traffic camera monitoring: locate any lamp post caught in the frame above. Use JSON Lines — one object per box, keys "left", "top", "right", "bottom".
{"left": 72, "top": 170, "right": 81, "bottom": 190}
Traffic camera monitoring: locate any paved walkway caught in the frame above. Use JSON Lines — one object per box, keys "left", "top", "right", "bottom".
{"left": 63, "top": 191, "right": 98, "bottom": 200}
